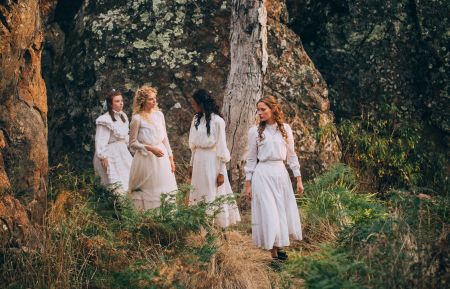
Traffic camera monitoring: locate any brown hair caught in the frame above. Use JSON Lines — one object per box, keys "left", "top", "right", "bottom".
{"left": 107, "top": 90, "right": 126, "bottom": 122}
{"left": 256, "top": 95, "right": 288, "bottom": 141}
{"left": 132, "top": 85, "right": 159, "bottom": 115}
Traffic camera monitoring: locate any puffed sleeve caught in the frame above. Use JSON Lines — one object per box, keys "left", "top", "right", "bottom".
{"left": 188, "top": 118, "right": 196, "bottom": 166}
{"left": 244, "top": 126, "right": 258, "bottom": 181}
{"left": 215, "top": 116, "right": 231, "bottom": 175}
{"left": 129, "top": 115, "right": 147, "bottom": 155}
{"left": 160, "top": 112, "right": 173, "bottom": 157}
{"left": 95, "top": 123, "right": 110, "bottom": 159}
{"left": 285, "top": 124, "right": 301, "bottom": 177}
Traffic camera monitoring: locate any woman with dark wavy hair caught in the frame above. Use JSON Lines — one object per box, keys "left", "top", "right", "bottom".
{"left": 93, "top": 90, "right": 132, "bottom": 195}
{"left": 244, "top": 95, "right": 303, "bottom": 261}
{"left": 188, "top": 89, "right": 240, "bottom": 228}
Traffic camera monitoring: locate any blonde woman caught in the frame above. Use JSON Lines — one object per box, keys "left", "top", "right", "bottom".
{"left": 245, "top": 96, "right": 303, "bottom": 261}
{"left": 128, "top": 85, "right": 177, "bottom": 210}
{"left": 93, "top": 90, "right": 132, "bottom": 194}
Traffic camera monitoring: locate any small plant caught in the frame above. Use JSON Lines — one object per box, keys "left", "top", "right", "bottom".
{"left": 285, "top": 245, "right": 370, "bottom": 289}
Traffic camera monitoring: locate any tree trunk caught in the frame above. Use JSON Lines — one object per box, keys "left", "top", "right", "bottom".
{"left": 223, "top": 0, "right": 268, "bottom": 190}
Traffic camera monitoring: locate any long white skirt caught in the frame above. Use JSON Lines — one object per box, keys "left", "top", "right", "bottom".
{"left": 93, "top": 141, "right": 132, "bottom": 194}
{"left": 190, "top": 148, "right": 241, "bottom": 228}
{"left": 129, "top": 143, "right": 178, "bottom": 210}
{"left": 251, "top": 161, "right": 302, "bottom": 250}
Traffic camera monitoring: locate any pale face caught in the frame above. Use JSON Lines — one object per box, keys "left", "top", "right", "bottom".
{"left": 143, "top": 92, "right": 157, "bottom": 111}
{"left": 257, "top": 101, "right": 273, "bottom": 123}
{"left": 111, "top": 94, "right": 124, "bottom": 112}
{"left": 191, "top": 98, "right": 202, "bottom": 113}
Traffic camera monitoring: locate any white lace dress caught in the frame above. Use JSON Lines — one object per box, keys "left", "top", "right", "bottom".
{"left": 245, "top": 123, "right": 303, "bottom": 249}
{"left": 93, "top": 111, "right": 133, "bottom": 193}
{"left": 128, "top": 111, "right": 178, "bottom": 210}
{"left": 189, "top": 113, "right": 241, "bottom": 228}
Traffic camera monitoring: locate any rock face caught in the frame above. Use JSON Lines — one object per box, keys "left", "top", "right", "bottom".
{"left": 0, "top": 0, "right": 48, "bottom": 221}
{"left": 286, "top": 0, "right": 449, "bottom": 147}
{"left": 0, "top": 195, "right": 37, "bottom": 248}
{"left": 46, "top": 0, "right": 232, "bottom": 171}
{"left": 265, "top": 0, "right": 341, "bottom": 174}
{"left": 45, "top": 0, "right": 341, "bottom": 181}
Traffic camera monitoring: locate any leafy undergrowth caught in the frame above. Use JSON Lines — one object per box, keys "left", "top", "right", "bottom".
{"left": 1, "top": 163, "right": 448, "bottom": 288}
{"left": 282, "top": 164, "right": 449, "bottom": 289}
{"left": 0, "top": 165, "right": 277, "bottom": 289}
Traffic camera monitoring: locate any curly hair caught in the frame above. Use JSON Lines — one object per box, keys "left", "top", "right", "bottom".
{"left": 192, "top": 89, "right": 222, "bottom": 136}
{"left": 256, "top": 95, "right": 288, "bottom": 142}
{"left": 132, "top": 85, "right": 159, "bottom": 115}
{"left": 106, "top": 90, "right": 126, "bottom": 122}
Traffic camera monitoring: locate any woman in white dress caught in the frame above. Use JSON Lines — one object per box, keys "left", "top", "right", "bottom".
{"left": 244, "top": 95, "right": 304, "bottom": 260}
{"left": 128, "top": 85, "right": 177, "bottom": 210}
{"left": 188, "top": 89, "right": 241, "bottom": 228}
{"left": 93, "top": 90, "right": 133, "bottom": 194}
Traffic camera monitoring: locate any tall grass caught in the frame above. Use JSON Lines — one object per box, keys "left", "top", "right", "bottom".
{"left": 299, "top": 164, "right": 385, "bottom": 244}
{"left": 287, "top": 164, "right": 449, "bottom": 289}
{"left": 1, "top": 164, "right": 276, "bottom": 289}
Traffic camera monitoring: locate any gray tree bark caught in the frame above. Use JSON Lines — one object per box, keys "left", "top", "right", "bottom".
{"left": 223, "top": 0, "right": 268, "bottom": 190}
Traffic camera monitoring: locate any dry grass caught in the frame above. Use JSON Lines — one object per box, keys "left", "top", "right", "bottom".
{"left": 158, "top": 229, "right": 279, "bottom": 289}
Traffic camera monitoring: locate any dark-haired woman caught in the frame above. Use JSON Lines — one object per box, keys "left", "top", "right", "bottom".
{"left": 93, "top": 90, "right": 132, "bottom": 194}
{"left": 188, "top": 89, "right": 241, "bottom": 228}
{"left": 244, "top": 95, "right": 303, "bottom": 260}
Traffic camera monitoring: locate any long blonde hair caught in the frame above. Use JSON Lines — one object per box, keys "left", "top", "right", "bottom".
{"left": 256, "top": 95, "right": 288, "bottom": 141}
{"left": 132, "top": 85, "right": 159, "bottom": 115}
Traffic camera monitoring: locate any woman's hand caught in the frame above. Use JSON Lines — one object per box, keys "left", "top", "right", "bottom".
{"left": 146, "top": 145, "right": 164, "bottom": 157}
{"left": 245, "top": 180, "right": 252, "bottom": 202}
{"left": 169, "top": 157, "right": 175, "bottom": 173}
{"left": 216, "top": 173, "right": 224, "bottom": 187}
{"left": 100, "top": 158, "right": 108, "bottom": 172}
{"left": 296, "top": 176, "right": 304, "bottom": 198}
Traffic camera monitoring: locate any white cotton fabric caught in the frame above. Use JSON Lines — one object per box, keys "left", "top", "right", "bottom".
{"left": 189, "top": 113, "right": 241, "bottom": 228}
{"left": 245, "top": 123, "right": 302, "bottom": 249}
{"left": 128, "top": 111, "right": 177, "bottom": 210}
{"left": 93, "top": 111, "right": 133, "bottom": 193}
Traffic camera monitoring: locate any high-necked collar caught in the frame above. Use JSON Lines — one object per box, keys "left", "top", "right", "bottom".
{"left": 112, "top": 110, "right": 125, "bottom": 117}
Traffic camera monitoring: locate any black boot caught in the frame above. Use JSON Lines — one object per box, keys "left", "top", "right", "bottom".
{"left": 277, "top": 249, "right": 288, "bottom": 261}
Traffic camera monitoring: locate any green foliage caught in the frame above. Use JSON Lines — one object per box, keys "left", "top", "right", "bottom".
{"left": 339, "top": 191, "right": 449, "bottom": 288}
{"left": 286, "top": 246, "right": 370, "bottom": 289}
{"left": 96, "top": 260, "right": 162, "bottom": 289}
{"left": 338, "top": 103, "right": 449, "bottom": 193}
{"left": 289, "top": 164, "right": 449, "bottom": 289}
{"left": 0, "top": 165, "right": 233, "bottom": 288}
{"left": 301, "top": 164, "right": 386, "bottom": 240}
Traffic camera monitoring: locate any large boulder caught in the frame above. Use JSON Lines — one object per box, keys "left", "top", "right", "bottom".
{"left": 265, "top": 0, "right": 341, "bottom": 174}
{"left": 45, "top": 0, "right": 341, "bottom": 180}
{"left": 0, "top": 0, "right": 48, "bottom": 222}
{"left": 286, "top": 0, "right": 449, "bottom": 145}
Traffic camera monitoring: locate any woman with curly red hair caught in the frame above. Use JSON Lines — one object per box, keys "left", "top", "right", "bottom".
{"left": 244, "top": 95, "right": 303, "bottom": 260}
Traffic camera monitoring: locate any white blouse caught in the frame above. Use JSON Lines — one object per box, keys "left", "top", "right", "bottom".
{"left": 245, "top": 123, "right": 301, "bottom": 180}
{"left": 189, "top": 113, "right": 230, "bottom": 174}
{"left": 95, "top": 111, "right": 130, "bottom": 159}
{"left": 129, "top": 111, "right": 173, "bottom": 156}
